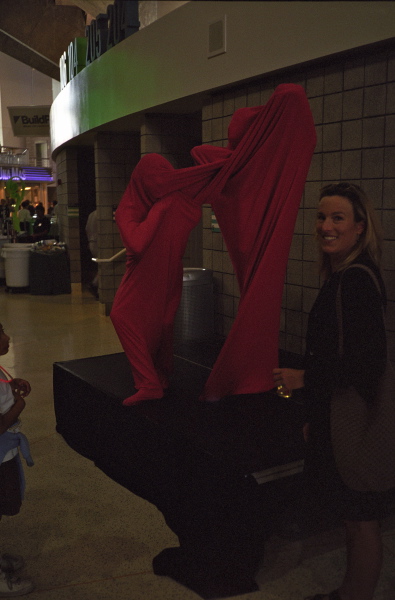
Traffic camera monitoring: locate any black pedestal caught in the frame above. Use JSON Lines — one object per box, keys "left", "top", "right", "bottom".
{"left": 53, "top": 351, "right": 306, "bottom": 598}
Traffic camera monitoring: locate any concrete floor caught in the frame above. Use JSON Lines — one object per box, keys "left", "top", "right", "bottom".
{"left": 0, "top": 286, "right": 394, "bottom": 599}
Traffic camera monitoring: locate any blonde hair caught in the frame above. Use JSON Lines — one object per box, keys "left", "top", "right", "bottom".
{"left": 317, "top": 182, "right": 383, "bottom": 278}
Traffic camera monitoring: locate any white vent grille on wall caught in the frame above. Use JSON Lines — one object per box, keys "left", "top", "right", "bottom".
{"left": 208, "top": 15, "right": 227, "bottom": 58}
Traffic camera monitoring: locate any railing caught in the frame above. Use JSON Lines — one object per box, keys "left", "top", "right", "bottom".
{"left": 93, "top": 248, "right": 126, "bottom": 263}
{"left": 0, "top": 146, "right": 51, "bottom": 168}
{"left": 0, "top": 146, "right": 29, "bottom": 165}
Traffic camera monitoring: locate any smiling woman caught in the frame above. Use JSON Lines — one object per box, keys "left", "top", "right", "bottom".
{"left": 273, "top": 182, "right": 392, "bottom": 600}
{"left": 315, "top": 183, "right": 383, "bottom": 279}
{"left": 316, "top": 195, "right": 365, "bottom": 268}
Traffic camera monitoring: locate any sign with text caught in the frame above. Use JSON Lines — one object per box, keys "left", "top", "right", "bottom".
{"left": 8, "top": 106, "right": 50, "bottom": 137}
{"left": 0, "top": 166, "right": 53, "bottom": 182}
{"left": 59, "top": 0, "right": 139, "bottom": 90}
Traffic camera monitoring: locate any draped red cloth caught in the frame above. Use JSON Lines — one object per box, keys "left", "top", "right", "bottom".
{"left": 111, "top": 84, "right": 316, "bottom": 402}
{"left": 110, "top": 156, "right": 219, "bottom": 398}
{"left": 196, "top": 85, "right": 317, "bottom": 400}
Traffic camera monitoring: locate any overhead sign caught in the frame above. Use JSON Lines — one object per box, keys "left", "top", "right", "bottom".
{"left": 8, "top": 106, "right": 50, "bottom": 137}
{"left": 0, "top": 166, "right": 53, "bottom": 182}
{"left": 59, "top": 0, "right": 140, "bottom": 90}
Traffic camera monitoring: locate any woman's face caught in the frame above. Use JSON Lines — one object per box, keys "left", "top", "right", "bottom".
{"left": 316, "top": 195, "right": 365, "bottom": 266}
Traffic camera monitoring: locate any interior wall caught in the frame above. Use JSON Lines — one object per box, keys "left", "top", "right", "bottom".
{"left": 0, "top": 52, "right": 53, "bottom": 148}
{"left": 54, "top": 111, "right": 202, "bottom": 312}
{"left": 51, "top": 1, "right": 395, "bottom": 152}
{"left": 140, "top": 112, "right": 203, "bottom": 267}
{"left": 201, "top": 44, "right": 395, "bottom": 360}
{"left": 93, "top": 132, "right": 140, "bottom": 313}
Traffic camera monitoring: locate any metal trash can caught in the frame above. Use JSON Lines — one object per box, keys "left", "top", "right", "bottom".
{"left": 174, "top": 268, "right": 214, "bottom": 343}
{"left": 29, "top": 241, "right": 71, "bottom": 295}
{"left": 1, "top": 244, "right": 33, "bottom": 289}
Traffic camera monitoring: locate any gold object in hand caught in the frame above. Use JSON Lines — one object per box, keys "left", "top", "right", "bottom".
{"left": 276, "top": 385, "right": 292, "bottom": 398}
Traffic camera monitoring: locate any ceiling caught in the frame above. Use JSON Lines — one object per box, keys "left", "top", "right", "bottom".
{"left": 0, "top": 0, "right": 110, "bottom": 80}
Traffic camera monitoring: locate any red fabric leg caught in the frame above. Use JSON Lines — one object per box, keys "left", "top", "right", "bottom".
{"left": 110, "top": 285, "right": 164, "bottom": 396}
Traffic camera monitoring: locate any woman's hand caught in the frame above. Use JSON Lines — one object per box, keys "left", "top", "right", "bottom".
{"left": 10, "top": 378, "right": 31, "bottom": 398}
{"left": 272, "top": 368, "right": 305, "bottom": 391}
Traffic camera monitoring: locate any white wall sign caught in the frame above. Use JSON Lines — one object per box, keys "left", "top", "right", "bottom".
{"left": 8, "top": 106, "right": 50, "bottom": 137}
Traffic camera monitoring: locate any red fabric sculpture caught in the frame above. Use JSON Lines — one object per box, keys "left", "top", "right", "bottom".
{"left": 111, "top": 84, "right": 316, "bottom": 405}
{"left": 110, "top": 155, "right": 220, "bottom": 405}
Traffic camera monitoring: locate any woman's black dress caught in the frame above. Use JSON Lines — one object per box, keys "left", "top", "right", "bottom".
{"left": 303, "top": 253, "right": 391, "bottom": 521}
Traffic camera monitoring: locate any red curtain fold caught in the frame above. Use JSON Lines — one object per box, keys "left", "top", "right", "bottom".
{"left": 195, "top": 84, "right": 317, "bottom": 400}
{"left": 111, "top": 84, "right": 316, "bottom": 400}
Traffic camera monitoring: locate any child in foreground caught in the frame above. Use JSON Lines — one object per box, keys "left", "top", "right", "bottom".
{"left": 0, "top": 323, "right": 34, "bottom": 597}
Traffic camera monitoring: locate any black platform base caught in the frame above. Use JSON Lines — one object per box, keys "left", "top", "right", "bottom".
{"left": 53, "top": 348, "right": 306, "bottom": 598}
{"left": 5, "top": 286, "right": 30, "bottom": 293}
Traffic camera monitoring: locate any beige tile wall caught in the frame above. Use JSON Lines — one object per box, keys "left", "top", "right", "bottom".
{"left": 55, "top": 135, "right": 139, "bottom": 311}
{"left": 202, "top": 46, "right": 395, "bottom": 359}
{"left": 141, "top": 113, "right": 201, "bottom": 167}
{"left": 55, "top": 114, "right": 202, "bottom": 315}
{"left": 140, "top": 113, "right": 203, "bottom": 268}
{"left": 93, "top": 121, "right": 198, "bottom": 313}
{"left": 93, "top": 132, "right": 140, "bottom": 314}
